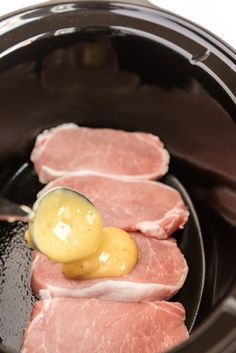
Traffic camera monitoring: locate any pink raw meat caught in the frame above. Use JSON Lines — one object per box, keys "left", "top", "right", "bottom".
{"left": 31, "top": 233, "right": 188, "bottom": 302}
{"left": 40, "top": 174, "right": 189, "bottom": 239}
{"left": 21, "top": 298, "right": 189, "bottom": 353}
{"left": 30, "top": 123, "right": 170, "bottom": 183}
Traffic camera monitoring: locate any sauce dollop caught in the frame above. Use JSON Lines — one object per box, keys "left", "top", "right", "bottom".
{"left": 26, "top": 187, "right": 138, "bottom": 278}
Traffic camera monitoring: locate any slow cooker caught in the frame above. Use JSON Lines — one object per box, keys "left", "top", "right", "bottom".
{"left": 0, "top": 1, "right": 235, "bottom": 353}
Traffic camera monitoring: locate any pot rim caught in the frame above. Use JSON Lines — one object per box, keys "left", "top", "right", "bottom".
{"left": 0, "top": 2, "right": 235, "bottom": 353}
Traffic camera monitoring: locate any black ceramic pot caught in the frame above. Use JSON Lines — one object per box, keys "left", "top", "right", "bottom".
{"left": 0, "top": 1, "right": 235, "bottom": 353}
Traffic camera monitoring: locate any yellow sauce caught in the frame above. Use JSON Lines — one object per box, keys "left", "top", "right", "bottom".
{"left": 25, "top": 229, "right": 33, "bottom": 248}
{"left": 63, "top": 227, "right": 138, "bottom": 279}
{"left": 82, "top": 42, "right": 107, "bottom": 68}
{"left": 28, "top": 188, "right": 103, "bottom": 263}
{"left": 25, "top": 187, "right": 138, "bottom": 279}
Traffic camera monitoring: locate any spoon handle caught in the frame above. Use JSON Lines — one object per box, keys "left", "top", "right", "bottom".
{"left": 0, "top": 195, "right": 30, "bottom": 222}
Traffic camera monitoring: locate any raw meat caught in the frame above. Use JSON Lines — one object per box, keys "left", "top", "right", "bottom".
{"left": 40, "top": 174, "right": 189, "bottom": 239}
{"left": 31, "top": 233, "right": 188, "bottom": 301}
{"left": 21, "top": 298, "right": 189, "bottom": 353}
{"left": 31, "top": 123, "right": 170, "bottom": 184}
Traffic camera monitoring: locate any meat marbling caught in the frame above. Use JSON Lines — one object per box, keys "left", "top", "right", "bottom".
{"left": 31, "top": 123, "right": 170, "bottom": 183}
{"left": 21, "top": 298, "right": 189, "bottom": 353}
{"left": 31, "top": 233, "right": 188, "bottom": 302}
{"left": 40, "top": 174, "right": 189, "bottom": 239}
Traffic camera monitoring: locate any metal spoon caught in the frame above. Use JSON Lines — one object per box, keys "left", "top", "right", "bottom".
{"left": 0, "top": 187, "right": 94, "bottom": 223}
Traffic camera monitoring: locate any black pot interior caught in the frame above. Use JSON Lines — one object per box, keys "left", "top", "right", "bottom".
{"left": 0, "top": 3, "right": 235, "bottom": 353}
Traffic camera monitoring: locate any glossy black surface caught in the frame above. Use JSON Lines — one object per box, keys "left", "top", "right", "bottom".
{"left": 0, "top": 2, "right": 235, "bottom": 353}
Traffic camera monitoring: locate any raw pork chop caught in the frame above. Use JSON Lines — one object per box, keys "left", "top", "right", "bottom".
{"left": 31, "top": 234, "right": 188, "bottom": 301}
{"left": 40, "top": 174, "right": 189, "bottom": 238}
{"left": 31, "top": 123, "right": 170, "bottom": 183}
{"left": 21, "top": 298, "right": 189, "bottom": 353}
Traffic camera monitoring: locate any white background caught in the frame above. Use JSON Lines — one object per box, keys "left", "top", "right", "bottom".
{"left": 0, "top": 0, "right": 235, "bottom": 49}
